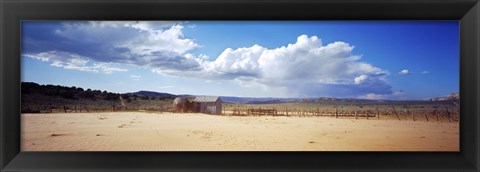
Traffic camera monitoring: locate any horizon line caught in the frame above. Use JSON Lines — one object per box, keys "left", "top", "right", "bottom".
{"left": 21, "top": 81, "right": 458, "bottom": 102}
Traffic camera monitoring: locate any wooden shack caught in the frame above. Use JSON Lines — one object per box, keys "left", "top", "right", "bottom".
{"left": 193, "top": 96, "right": 222, "bottom": 115}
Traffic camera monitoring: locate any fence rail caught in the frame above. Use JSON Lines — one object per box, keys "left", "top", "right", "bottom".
{"left": 22, "top": 104, "right": 459, "bottom": 122}
{"left": 22, "top": 104, "right": 173, "bottom": 114}
{"left": 225, "top": 105, "right": 459, "bottom": 122}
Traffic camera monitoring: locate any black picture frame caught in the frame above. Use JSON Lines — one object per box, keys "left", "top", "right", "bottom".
{"left": 1, "top": 0, "right": 479, "bottom": 171}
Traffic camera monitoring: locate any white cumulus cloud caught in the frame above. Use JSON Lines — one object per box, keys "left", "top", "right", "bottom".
{"left": 354, "top": 75, "right": 368, "bottom": 84}
{"left": 399, "top": 69, "right": 410, "bottom": 75}
{"left": 421, "top": 71, "right": 430, "bottom": 74}
{"left": 23, "top": 21, "right": 397, "bottom": 99}
{"left": 24, "top": 51, "right": 127, "bottom": 74}
{"left": 163, "top": 34, "right": 393, "bottom": 98}
{"left": 43, "top": 21, "right": 200, "bottom": 70}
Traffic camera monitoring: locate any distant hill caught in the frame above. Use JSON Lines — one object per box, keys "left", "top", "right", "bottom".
{"left": 127, "top": 91, "right": 175, "bottom": 99}
{"left": 219, "top": 96, "right": 300, "bottom": 103}
{"left": 21, "top": 82, "right": 174, "bottom": 113}
{"left": 430, "top": 93, "right": 460, "bottom": 101}
{"left": 219, "top": 95, "right": 458, "bottom": 106}
{"left": 21, "top": 82, "right": 458, "bottom": 108}
{"left": 21, "top": 82, "right": 123, "bottom": 101}
{"left": 21, "top": 82, "right": 178, "bottom": 102}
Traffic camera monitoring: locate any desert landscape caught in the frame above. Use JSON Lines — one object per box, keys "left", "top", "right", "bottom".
{"left": 21, "top": 21, "right": 460, "bottom": 152}
{"left": 20, "top": 82, "right": 460, "bottom": 151}
{"left": 21, "top": 111, "right": 459, "bottom": 151}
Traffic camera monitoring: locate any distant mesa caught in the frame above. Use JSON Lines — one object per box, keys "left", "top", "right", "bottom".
{"left": 429, "top": 93, "right": 459, "bottom": 101}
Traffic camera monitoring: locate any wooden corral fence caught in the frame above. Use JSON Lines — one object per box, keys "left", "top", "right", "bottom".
{"left": 223, "top": 105, "right": 460, "bottom": 123}
{"left": 247, "top": 108, "right": 277, "bottom": 116}
{"left": 22, "top": 103, "right": 460, "bottom": 123}
{"left": 21, "top": 104, "right": 173, "bottom": 114}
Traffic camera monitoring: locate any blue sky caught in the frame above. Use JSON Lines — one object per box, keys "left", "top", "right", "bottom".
{"left": 21, "top": 21, "right": 459, "bottom": 100}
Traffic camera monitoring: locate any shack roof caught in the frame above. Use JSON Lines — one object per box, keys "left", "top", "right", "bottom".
{"left": 193, "top": 96, "right": 221, "bottom": 103}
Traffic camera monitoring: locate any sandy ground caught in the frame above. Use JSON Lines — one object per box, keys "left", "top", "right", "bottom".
{"left": 21, "top": 112, "right": 459, "bottom": 151}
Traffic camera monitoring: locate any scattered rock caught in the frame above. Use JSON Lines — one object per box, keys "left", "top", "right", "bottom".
{"left": 97, "top": 116, "right": 107, "bottom": 120}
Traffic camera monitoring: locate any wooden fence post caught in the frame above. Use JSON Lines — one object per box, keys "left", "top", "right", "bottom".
{"left": 434, "top": 108, "right": 438, "bottom": 122}
{"left": 335, "top": 107, "right": 338, "bottom": 118}
{"left": 84, "top": 105, "right": 89, "bottom": 113}
{"left": 410, "top": 110, "right": 415, "bottom": 122}
{"left": 445, "top": 107, "right": 451, "bottom": 122}
{"left": 354, "top": 108, "right": 357, "bottom": 119}
{"left": 424, "top": 112, "right": 429, "bottom": 122}
{"left": 392, "top": 106, "right": 400, "bottom": 120}
{"left": 376, "top": 106, "right": 380, "bottom": 119}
